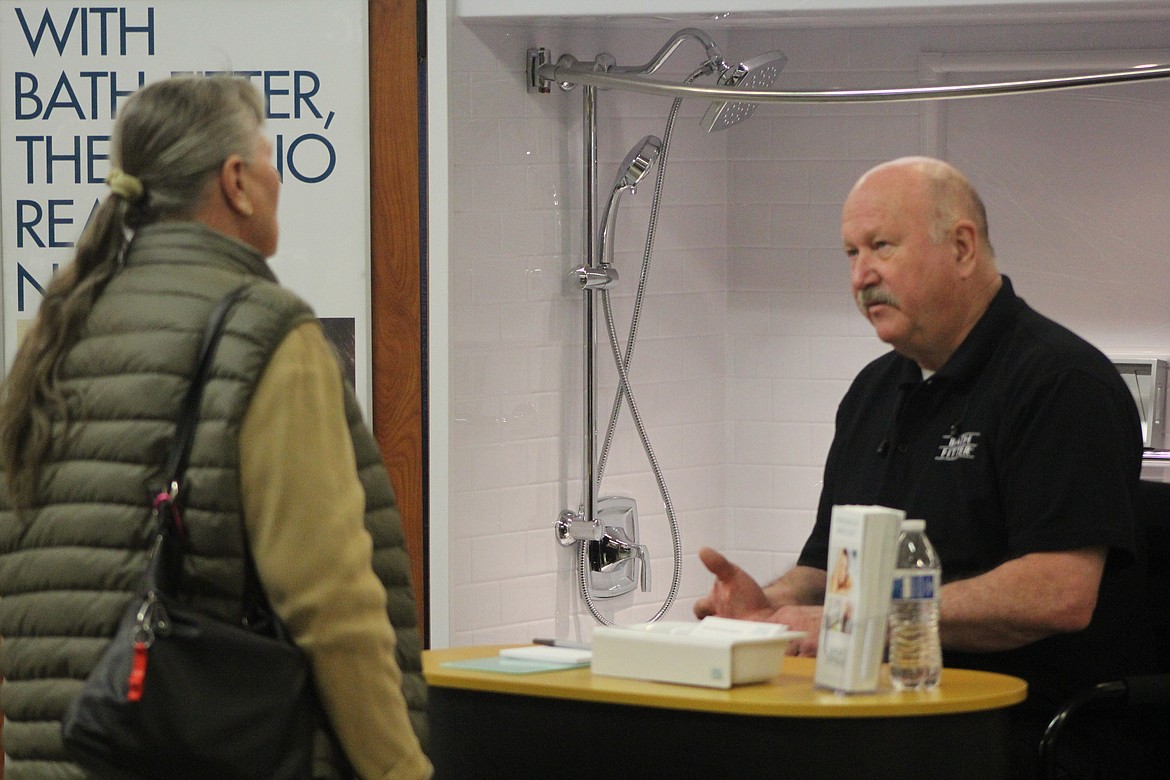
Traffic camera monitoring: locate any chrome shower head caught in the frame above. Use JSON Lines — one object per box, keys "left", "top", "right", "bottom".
{"left": 611, "top": 135, "right": 663, "bottom": 193}
{"left": 701, "top": 50, "right": 787, "bottom": 132}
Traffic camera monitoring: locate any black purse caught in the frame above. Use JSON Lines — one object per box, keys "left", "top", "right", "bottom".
{"left": 61, "top": 286, "right": 315, "bottom": 780}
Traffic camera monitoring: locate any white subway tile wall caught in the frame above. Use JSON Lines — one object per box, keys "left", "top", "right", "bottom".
{"left": 446, "top": 18, "right": 1170, "bottom": 645}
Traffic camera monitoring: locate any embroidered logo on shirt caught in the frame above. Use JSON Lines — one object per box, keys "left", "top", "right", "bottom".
{"left": 936, "top": 431, "right": 980, "bottom": 461}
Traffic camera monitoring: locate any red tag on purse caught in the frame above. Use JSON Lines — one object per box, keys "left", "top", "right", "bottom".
{"left": 127, "top": 641, "right": 148, "bottom": 702}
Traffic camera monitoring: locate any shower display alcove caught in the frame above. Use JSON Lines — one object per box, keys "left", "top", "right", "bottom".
{"left": 524, "top": 26, "right": 1170, "bottom": 630}
{"left": 434, "top": 4, "right": 1170, "bottom": 648}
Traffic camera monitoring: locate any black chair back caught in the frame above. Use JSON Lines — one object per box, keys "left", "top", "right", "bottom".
{"left": 1134, "top": 478, "right": 1170, "bottom": 671}
{"left": 1039, "top": 479, "right": 1170, "bottom": 779}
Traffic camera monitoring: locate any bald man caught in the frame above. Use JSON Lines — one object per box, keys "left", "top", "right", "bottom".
{"left": 696, "top": 157, "right": 1156, "bottom": 777}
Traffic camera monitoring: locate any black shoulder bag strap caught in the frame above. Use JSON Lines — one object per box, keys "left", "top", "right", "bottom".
{"left": 161, "top": 284, "right": 251, "bottom": 499}
{"left": 147, "top": 284, "right": 291, "bottom": 639}
{"left": 150, "top": 285, "right": 250, "bottom": 592}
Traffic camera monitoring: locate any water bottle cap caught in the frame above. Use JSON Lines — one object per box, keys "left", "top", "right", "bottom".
{"left": 902, "top": 519, "right": 926, "bottom": 532}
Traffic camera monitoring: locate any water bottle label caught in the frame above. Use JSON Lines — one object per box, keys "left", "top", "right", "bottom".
{"left": 891, "top": 571, "right": 937, "bottom": 600}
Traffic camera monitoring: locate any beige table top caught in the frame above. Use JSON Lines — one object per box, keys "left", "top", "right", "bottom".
{"left": 423, "top": 644, "right": 1027, "bottom": 719}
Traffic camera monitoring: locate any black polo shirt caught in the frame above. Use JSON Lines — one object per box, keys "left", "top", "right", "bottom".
{"left": 798, "top": 276, "right": 1154, "bottom": 708}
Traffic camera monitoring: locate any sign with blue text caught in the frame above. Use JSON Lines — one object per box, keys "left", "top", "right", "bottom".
{"left": 0, "top": 1, "right": 371, "bottom": 408}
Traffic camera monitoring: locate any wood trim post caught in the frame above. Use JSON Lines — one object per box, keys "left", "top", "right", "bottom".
{"left": 369, "top": 0, "right": 427, "bottom": 640}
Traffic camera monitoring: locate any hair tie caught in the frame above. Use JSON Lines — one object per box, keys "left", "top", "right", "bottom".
{"left": 106, "top": 168, "right": 144, "bottom": 203}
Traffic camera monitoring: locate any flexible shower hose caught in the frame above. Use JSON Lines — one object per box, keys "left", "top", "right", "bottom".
{"left": 578, "top": 91, "right": 689, "bottom": 627}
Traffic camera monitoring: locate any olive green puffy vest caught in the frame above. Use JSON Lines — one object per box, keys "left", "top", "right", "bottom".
{"left": 0, "top": 223, "right": 426, "bottom": 778}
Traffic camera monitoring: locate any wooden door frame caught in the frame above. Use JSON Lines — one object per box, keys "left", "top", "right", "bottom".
{"left": 369, "top": 0, "right": 428, "bottom": 642}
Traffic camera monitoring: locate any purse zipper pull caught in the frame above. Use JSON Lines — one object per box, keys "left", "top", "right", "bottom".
{"left": 126, "top": 593, "right": 163, "bottom": 702}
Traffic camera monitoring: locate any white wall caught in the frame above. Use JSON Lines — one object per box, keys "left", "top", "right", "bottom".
{"left": 440, "top": 12, "right": 1170, "bottom": 647}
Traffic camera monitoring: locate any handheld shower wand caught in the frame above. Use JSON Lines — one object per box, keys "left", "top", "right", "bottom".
{"left": 597, "top": 135, "right": 663, "bottom": 269}
{"left": 571, "top": 135, "right": 661, "bottom": 293}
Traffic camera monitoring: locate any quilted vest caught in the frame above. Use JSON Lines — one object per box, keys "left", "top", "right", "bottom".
{"left": 0, "top": 222, "right": 426, "bottom": 777}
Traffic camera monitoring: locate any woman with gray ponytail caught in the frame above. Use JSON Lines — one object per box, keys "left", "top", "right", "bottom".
{"left": 0, "top": 75, "right": 431, "bottom": 779}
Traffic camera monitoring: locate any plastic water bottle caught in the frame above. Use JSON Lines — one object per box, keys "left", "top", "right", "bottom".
{"left": 888, "top": 519, "right": 942, "bottom": 690}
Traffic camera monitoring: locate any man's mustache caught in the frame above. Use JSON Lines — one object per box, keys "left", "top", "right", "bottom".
{"left": 856, "top": 286, "right": 899, "bottom": 311}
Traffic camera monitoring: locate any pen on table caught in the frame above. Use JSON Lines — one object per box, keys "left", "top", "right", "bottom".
{"left": 533, "top": 638, "right": 591, "bottom": 650}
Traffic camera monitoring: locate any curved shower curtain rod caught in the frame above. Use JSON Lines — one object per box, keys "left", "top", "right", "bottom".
{"left": 531, "top": 57, "right": 1170, "bottom": 103}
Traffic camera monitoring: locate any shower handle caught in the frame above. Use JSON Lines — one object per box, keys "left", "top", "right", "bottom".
{"left": 588, "top": 527, "right": 652, "bottom": 593}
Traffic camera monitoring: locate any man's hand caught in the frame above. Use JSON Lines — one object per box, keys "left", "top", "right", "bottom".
{"left": 693, "top": 547, "right": 776, "bottom": 621}
{"left": 773, "top": 605, "right": 823, "bottom": 656}
{"left": 694, "top": 547, "right": 829, "bottom": 656}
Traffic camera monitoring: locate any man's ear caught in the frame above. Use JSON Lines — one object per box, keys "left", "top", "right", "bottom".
{"left": 219, "top": 154, "right": 253, "bottom": 217}
{"left": 953, "top": 220, "right": 978, "bottom": 277}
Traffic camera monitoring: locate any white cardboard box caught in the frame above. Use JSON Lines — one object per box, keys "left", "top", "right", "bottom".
{"left": 591, "top": 619, "right": 804, "bottom": 689}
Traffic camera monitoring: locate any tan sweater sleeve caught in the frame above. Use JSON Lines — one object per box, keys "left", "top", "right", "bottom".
{"left": 239, "top": 321, "right": 432, "bottom": 780}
